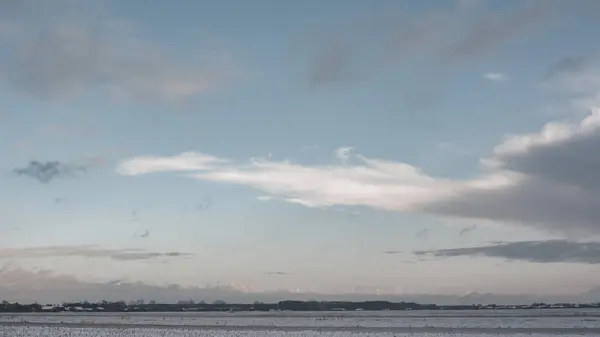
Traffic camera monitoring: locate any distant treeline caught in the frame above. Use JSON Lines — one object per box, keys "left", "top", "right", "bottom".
{"left": 0, "top": 300, "right": 597, "bottom": 313}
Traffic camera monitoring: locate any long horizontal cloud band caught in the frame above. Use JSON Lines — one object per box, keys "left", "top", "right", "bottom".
{"left": 415, "top": 240, "right": 600, "bottom": 264}
{"left": 0, "top": 246, "right": 193, "bottom": 261}
{"left": 117, "top": 108, "right": 600, "bottom": 235}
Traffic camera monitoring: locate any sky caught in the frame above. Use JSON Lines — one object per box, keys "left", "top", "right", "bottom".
{"left": 2, "top": 0, "right": 600, "bottom": 303}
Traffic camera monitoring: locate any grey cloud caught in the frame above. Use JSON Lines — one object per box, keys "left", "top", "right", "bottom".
{"left": 545, "top": 56, "right": 589, "bottom": 80}
{"left": 415, "top": 240, "right": 600, "bottom": 264}
{"left": 0, "top": 0, "right": 80, "bottom": 24}
{"left": 309, "top": 41, "right": 356, "bottom": 87}
{"left": 1, "top": 267, "right": 599, "bottom": 305}
{"left": 419, "top": 113, "right": 600, "bottom": 235}
{"left": 416, "top": 228, "right": 429, "bottom": 239}
{"left": 0, "top": 1, "right": 230, "bottom": 102}
{"left": 496, "top": 127, "right": 600, "bottom": 190}
{"left": 164, "top": 252, "right": 191, "bottom": 258}
{"left": 308, "top": 0, "right": 554, "bottom": 89}
{"left": 264, "top": 271, "right": 291, "bottom": 275}
{"left": 109, "top": 252, "right": 162, "bottom": 261}
{"left": 458, "top": 225, "right": 477, "bottom": 237}
{"left": 383, "top": 250, "right": 402, "bottom": 255}
{"left": 457, "top": 0, "right": 488, "bottom": 9}
{"left": 0, "top": 246, "right": 193, "bottom": 261}
{"left": 447, "top": 1, "right": 553, "bottom": 61}
{"left": 396, "top": 0, "right": 556, "bottom": 64}
{"left": 14, "top": 156, "right": 107, "bottom": 183}
{"left": 422, "top": 178, "right": 600, "bottom": 235}
{"left": 14, "top": 160, "right": 85, "bottom": 183}
{"left": 197, "top": 198, "right": 212, "bottom": 210}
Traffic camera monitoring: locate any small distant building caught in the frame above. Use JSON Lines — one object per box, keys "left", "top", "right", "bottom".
{"left": 41, "top": 305, "right": 55, "bottom": 312}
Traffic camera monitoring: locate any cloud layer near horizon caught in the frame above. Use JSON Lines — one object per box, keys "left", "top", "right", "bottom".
{"left": 117, "top": 107, "right": 600, "bottom": 236}
{"left": 415, "top": 240, "right": 600, "bottom": 264}
{"left": 0, "top": 245, "right": 193, "bottom": 261}
{"left": 0, "top": 267, "right": 597, "bottom": 305}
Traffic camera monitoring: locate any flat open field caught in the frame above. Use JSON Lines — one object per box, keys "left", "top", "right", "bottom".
{"left": 2, "top": 309, "right": 600, "bottom": 336}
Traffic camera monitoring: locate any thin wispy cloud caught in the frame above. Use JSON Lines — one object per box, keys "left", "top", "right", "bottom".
{"left": 544, "top": 55, "right": 589, "bottom": 80}
{"left": 0, "top": 245, "right": 192, "bottom": 261}
{"left": 301, "top": 144, "right": 320, "bottom": 152}
{"left": 415, "top": 240, "right": 600, "bottom": 264}
{"left": 308, "top": 0, "right": 554, "bottom": 90}
{"left": 446, "top": 1, "right": 552, "bottom": 62}
{"left": 483, "top": 72, "right": 506, "bottom": 82}
{"left": 197, "top": 198, "right": 212, "bottom": 210}
{"left": 542, "top": 55, "right": 600, "bottom": 97}
{"left": 459, "top": 225, "right": 477, "bottom": 237}
{"left": 116, "top": 152, "right": 227, "bottom": 176}
{"left": 435, "top": 141, "right": 471, "bottom": 156}
{"left": 309, "top": 41, "right": 355, "bottom": 87}
{"left": 264, "top": 271, "right": 291, "bottom": 276}
{"left": 416, "top": 228, "right": 429, "bottom": 239}
{"left": 334, "top": 146, "right": 354, "bottom": 164}
{"left": 0, "top": 0, "right": 233, "bottom": 103}
{"left": 457, "top": 0, "right": 487, "bottom": 10}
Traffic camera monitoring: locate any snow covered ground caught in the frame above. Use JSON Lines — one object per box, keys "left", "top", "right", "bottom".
{"left": 1, "top": 310, "right": 599, "bottom": 335}
{"left": 0, "top": 327, "right": 596, "bottom": 337}
{"left": 1, "top": 311, "right": 600, "bottom": 329}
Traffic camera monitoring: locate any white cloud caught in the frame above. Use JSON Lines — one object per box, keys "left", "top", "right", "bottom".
{"left": 118, "top": 150, "right": 511, "bottom": 214}
{"left": 116, "top": 152, "right": 227, "bottom": 176}
{"left": 483, "top": 72, "right": 506, "bottom": 82}
{"left": 118, "top": 105, "right": 600, "bottom": 236}
{"left": 193, "top": 156, "right": 465, "bottom": 211}
{"left": 334, "top": 146, "right": 354, "bottom": 164}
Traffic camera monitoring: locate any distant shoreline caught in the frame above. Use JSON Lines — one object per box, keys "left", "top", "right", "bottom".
{"left": 2, "top": 311, "right": 600, "bottom": 318}
{"left": 2, "top": 300, "right": 596, "bottom": 313}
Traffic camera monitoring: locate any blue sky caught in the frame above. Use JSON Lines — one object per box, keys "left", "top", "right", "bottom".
{"left": 2, "top": 0, "right": 600, "bottom": 301}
